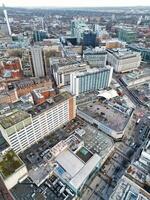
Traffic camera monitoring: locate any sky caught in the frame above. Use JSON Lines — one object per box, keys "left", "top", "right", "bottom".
{"left": 2, "top": 0, "right": 150, "bottom": 8}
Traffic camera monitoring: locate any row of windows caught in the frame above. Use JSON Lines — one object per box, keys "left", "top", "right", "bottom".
{"left": 79, "top": 70, "right": 110, "bottom": 93}
{"left": 8, "top": 111, "right": 69, "bottom": 153}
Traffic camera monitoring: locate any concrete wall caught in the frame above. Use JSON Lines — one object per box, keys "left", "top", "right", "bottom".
{"left": 4, "top": 165, "right": 28, "bottom": 190}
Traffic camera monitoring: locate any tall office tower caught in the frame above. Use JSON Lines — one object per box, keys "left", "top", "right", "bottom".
{"left": 33, "top": 30, "right": 48, "bottom": 42}
{"left": 71, "top": 19, "right": 89, "bottom": 44}
{"left": 0, "top": 92, "right": 76, "bottom": 153}
{"left": 29, "top": 47, "right": 46, "bottom": 77}
{"left": 83, "top": 31, "right": 97, "bottom": 47}
{"left": 70, "top": 66, "right": 113, "bottom": 96}
{"left": 2, "top": 4, "right": 11, "bottom": 36}
{"left": 107, "top": 48, "right": 141, "bottom": 73}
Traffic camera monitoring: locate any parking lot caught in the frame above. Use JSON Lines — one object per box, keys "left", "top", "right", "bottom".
{"left": 19, "top": 117, "right": 85, "bottom": 169}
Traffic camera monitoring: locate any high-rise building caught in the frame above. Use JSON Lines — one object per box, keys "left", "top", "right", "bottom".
{"left": 2, "top": 4, "right": 11, "bottom": 36}
{"left": 0, "top": 92, "right": 76, "bottom": 153}
{"left": 70, "top": 66, "right": 113, "bottom": 96}
{"left": 29, "top": 47, "right": 46, "bottom": 77}
{"left": 118, "top": 27, "right": 136, "bottom": 43}
{"left": 83, "top": 47, "right": 107, "bottom": 67}
{"left": 107, "top": 48, "right": 141, "bottom": 73}
{"left": 83, "top": 31, "right": 97, "bottom": 47}
{"left": 0, "top": 22, "right": 9, "bottom": 36}
{"left": 33, "top": 30, "right": 48, "bottom": 42}
{"left": 71, "top": 19, "right": 89, "bottom": 44}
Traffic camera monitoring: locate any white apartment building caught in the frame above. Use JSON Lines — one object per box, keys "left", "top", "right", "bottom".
{"left": 107, "top": 48, "right": 141, "bottom": 73}
{"left": 52, "top": 62, "right": 90, "bottom": 87}
{"left": 0, "top": 92, "right": 76, "bottom": 153}
{"left": 70, "top": 66, "right": 113, "bottom": 96}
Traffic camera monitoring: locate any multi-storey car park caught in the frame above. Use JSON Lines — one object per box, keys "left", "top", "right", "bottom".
{"left": 0, "top": 92, "right": 76, "bottom": 153}
{"left": 77, "top": 95, "right": 134, "bottom": 140}
{"left": 9, "top": 120, "right": 114, "bottom": 199}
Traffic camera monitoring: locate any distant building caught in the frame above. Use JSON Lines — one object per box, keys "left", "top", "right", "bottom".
{"left": 83, "top": 47, "right": 107, "bottom": 67}
{"left": 29, "top": 47, "right": 47, "bottom": 77}
{"left": 105, "top": 39, "right": 125, "bottom": 49}
{"left": 0, "top": 92, "right": 76, "bottom": 153}
{"left": 118, "top": 27, "right": 136, "bottom": 43}
{"left": 33, "top": 30, "right": 48, "bottom": 42}
{"left": 0, "top": 22, "right": 9, "bottom": 35}
{"left": 83, "top": 31, "right": 97, "bottom": 47}
{"left": 71, "top": 19, "right": 89, "bottom": 44}
{"left": 3, "top": 4, "right": 12, "bottom": 36}
{"left": 107, "top": 48, "right": 141, "bottom": 73}
{"left": 128, "top": 44, "right": 150, "bottom": 63}
{"left": 70, "top": 66, "right": 113, "bottom": 96}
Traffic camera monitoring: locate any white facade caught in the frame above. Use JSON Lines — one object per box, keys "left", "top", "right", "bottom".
{"left": 107, "top": 49, "right": 141, "bottom": 73}
{"left": 30, "top": 47, "right": 46, "bottom": 77}
{"left": 4, "top": 165, "right": 28, "bottom": 190}
{"left": 3, "top": 5, "right": 12, "bottom": 35}
{"left": 70, "top": 66, "right": 113, "bottom": 96}
{"left": 0, "top": 96, "right": 76, "bottom": 153}
{"left": 52, "top": 63, "right": 90, "bottom": 87}
{"left": 139, "top": 141, "right": 150, "bottom": 167}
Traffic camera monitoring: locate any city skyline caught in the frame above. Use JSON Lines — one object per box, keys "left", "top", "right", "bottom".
{"left": 2, "top": 0, "right": 150, "bottom": 7}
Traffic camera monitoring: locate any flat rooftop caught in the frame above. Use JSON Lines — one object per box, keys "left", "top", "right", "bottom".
{"left": 78, "top": 101, "right": 130, "bottom": 132}
{"left": 13, "top": 77, "right": 51, "bottom": 89}
{"left": 56, "top": 149, "right": 85, "bottom": 177}
{"left": 11, "top": 177, "right": 75, "bottom": 200}
{"left": 55, "top": 148, "right": 100, "bottom": 191}
{"left": 0, "top": 110, "right": 30, "bottom": 129}
{"left": 122, "top": 67, "right": 150, "bottom": 84}
{"left": 77, "top": 125, "right": 114, "bottom": 160}
{"left": 0, "top": 150, "right": 23, "bottom": 179}
{"left": 57, "top": 63, "right": 89, "bottom": 74}
{"left": 70, "top": 154, "right": 100, "bottom": 191}
{"left": 108, "top": 48, "right": 139, "bottom": 59}
{"left": 83, "top": 48, "right": 107, "bottom": 55}
{"left": 129, "top": 43, "right": 150, "bottom": 51}
{"left": 28, "top": 164, "right": 52, "bottom": 187}
{"left": 109, "top": 176, "right": 150, "bottom": 200}
{"left": 28, "top": 92, "right": 72, "bottom": 117}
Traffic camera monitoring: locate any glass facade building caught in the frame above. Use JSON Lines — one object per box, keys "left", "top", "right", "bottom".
{"left": 118, "top": 28, "right": 137, "bottom": 43}
{"left": 128, "top": 45, "right": 150, "bottom": 63}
